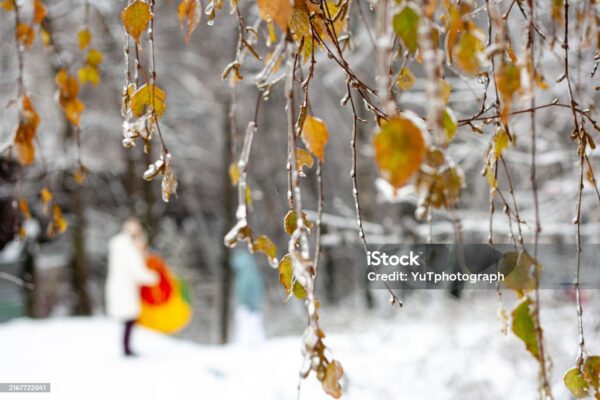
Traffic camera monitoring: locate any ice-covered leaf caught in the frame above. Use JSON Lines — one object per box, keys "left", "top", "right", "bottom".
{"left": 122, "top": 0, "right": 152, "bottom": 44}
{"left": 284, "top": 210, "right": 313, "bottom": 235}
{"left": 251, "top": 235, "right": 277, "bottom": 267}
{"left": 161, "top": 157, "right": 178, "bottom": 202}
{"left": 278, "top": 254, "right": 306, "bottom": 300}
{"left": 130, "top": 84, "right": 167, "bottom": 118}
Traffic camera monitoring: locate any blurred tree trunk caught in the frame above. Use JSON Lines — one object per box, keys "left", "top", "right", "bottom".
{"left": 218, "top": 96, "right": 234, "bottom": 344}
{"left": 42, "top": 11, "right": 92, "bottom": 315}
{"left": 71, "top": 182, "right": 92, "bottom": 315}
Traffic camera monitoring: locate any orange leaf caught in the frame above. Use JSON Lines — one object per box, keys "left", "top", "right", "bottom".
{"left": 13, "top": 96, "right": 40, "bottom": 165}
{"left": 177, "top": 0, "right": 201, "bottom": 44}
{"left": 55, "top": 69, "right": 85, "bottom": 125}
{"left": 373, "top": 113, "right": 426, "bottom": 188}
{"left": 41, "top": 188, "right": 53, "bottom": 214}
{"left": 301, "top": 115, "right": 329, "bottom": 161}
{"left": 257, "top": 0, "right": 292, "bottom": 32}
{"left": 19, "top": 198, "right": 31, "bottom": 220}
{"left": 33, "top": 0, "right": 47, "bottom": 24}
{"left": 16, "top": 23, "right": 35, "bottom": 47}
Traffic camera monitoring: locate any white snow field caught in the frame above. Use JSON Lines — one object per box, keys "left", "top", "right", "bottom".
{"left": 0, "top": 291, "right": 595, "bottom": 400}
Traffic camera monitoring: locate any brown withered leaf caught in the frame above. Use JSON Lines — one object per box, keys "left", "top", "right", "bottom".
{"left": 322, "top": 360, "right": 344, "bottom": 398}
{"left": 178, "top": 0, "right": 201, "bottom": 44}
{"left": 122, "top": 0, "right": 152, "bottom": 44}
{"left": 301, "top": 115, "right": 329, "bottom": 161}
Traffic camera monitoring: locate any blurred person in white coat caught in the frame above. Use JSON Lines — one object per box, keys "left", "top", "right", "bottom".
{"left": 106, "top": 218, "right": 158, "bottom": 356}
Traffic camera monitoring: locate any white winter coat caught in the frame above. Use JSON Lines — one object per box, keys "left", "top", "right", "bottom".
{"left": 105, "top": 232, "right": 158, "bottom": 320}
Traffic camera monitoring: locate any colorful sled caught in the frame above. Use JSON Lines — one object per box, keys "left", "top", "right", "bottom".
{"left": 138, "top": 254, "right": 192, "bottom": 334}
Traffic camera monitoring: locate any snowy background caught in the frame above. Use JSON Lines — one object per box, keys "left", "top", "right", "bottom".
{"left": 0, "top": 291, "right": 598, "bottom": 400}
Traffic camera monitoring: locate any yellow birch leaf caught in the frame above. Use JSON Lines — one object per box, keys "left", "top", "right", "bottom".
{"left": 453, "top": 29, "right": 485, "bottom": 76}
{"left": 86, "top": 49, "right": 104, "bottom": 65}
{"left": 121, "top": 0, "right": 152, "bottom": 44}
{"left": 257, "top": 0, "right": 292, "bottom": 32}
{"left": 296, "top": 147, "right": 314, "bottom": 172}
{"left": 229, "top": 162, "right": 240, "bottom": 185}
{"left": 41, "top": 188, "right": 53, "bottom": 214}
{"left": 78, "top": 65, "right": 100, "bottom": 86}
{"left": 78, "top": 29, "right": 92, "bottom": 50}
{"left": 130, "top": 83, "right": 167, "bottom": 118}
{"left": 1, "top": 0, "right": 14, "bottom": 11}
{"left": 301, "top": 115, "right": 329, "bottom": 161}
{"left": 397, "top": 67, "right": 416, "bottom": 90}
{"left": 373, "top": 113, "right": 426, "bottom": 188}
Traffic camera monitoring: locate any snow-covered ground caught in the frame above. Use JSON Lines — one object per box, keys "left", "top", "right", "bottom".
{"left": 0, "top": 291, "right": 596, "bottom": 400}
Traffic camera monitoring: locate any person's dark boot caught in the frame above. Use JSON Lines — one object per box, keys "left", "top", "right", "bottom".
{"left": 123, "top": 320, "right": 136, "bottom": 357}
